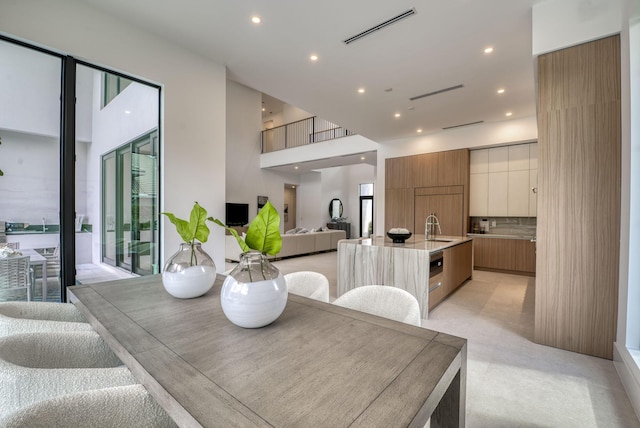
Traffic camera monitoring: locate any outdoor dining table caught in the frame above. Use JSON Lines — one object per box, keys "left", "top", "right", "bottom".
{"left": 68, "top": 274, "right": 466, "bottom": 427}
{"left": 21, "top": 248, "right": 47, "bottom": 302}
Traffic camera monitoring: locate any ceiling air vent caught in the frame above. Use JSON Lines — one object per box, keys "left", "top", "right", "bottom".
{"left": 410, "top": 84, "right": 464, "bottom": 101}
{"left": 343, "top": 8, "right": 417, "bottom": 45}
{"left": 442, "top": 120, "right": 484, "bottom": 130}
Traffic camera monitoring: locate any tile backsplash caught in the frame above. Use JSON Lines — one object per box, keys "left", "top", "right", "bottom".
{"left": 470, "top": 216, "right": 536, "bottom": 237}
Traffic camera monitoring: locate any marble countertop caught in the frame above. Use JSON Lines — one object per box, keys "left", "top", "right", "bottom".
{"left": 467, "top": 233, "right": 535, "bottom": 240}
{"left": 341, "top": 234, "right": 472, "bottom": 253}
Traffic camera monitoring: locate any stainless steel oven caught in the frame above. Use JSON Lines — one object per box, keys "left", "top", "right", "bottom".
{"left": 429, "top": 251, "right": 443, "bottom": 293}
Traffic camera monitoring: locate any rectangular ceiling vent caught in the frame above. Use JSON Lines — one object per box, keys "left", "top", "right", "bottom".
{"left": 410, "top": 84, "right": 464, "bottom": 101}
{"left": 442, "top": 120, "right": 484, "bottom": 130}
{"left": 343, "top": 8, "right": 417, "bottom": 45}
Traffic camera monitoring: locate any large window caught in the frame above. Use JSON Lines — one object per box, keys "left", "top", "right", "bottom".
{"left": 102, "top": 131, "right": 159, "bottom": 275}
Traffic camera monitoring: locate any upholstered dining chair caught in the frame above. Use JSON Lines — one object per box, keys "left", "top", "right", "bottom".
{"left": 0, "top": 256, "right": 32, "bottom": 302}
{"left": 0, "top": 385, "right": 177, "bottom": 428}
{"left": 284, "top": 271, "right": 330, "bottom": 303}
{"left": 333, "top": 285, "right": 422, "bottom": 326}
{"left": 0, "top": 302, "right": 92, "bottom": 337}
{"left": 0, "top": 331, "right": 138, "bottom": 417}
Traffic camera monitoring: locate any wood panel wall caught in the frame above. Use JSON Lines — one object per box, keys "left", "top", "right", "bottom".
{"left": 535, "top": 35, "right": 620, "bottom": 359}
{"left": 385, "top": 149, "right": 469, "bottom": 234}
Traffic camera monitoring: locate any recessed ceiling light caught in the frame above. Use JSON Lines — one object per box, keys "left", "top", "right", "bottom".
{"left": 394, "top": 113, "right": 401, "bottom": 118}
{"left": 251, "top": 16, "right": 261, "bottom": 24}
{"left": 358, "top": 88, "right": 365, "bottom": 93}
{"left": 505, "top": 112, "right": 513, "bottom": 116}
{"left": 484, "top": 47, "right": 494, "bottom": 54}
{"left": 294, "top": 166, "right": 299, "bottom": 170}
{"left": 417, "top": 129, "right": 423, "bottom": 133}
{"left": 360, "top": 156, "right": 365, "bottom": 160}
{"left": 262, "top": 107, "right": 266, "bottom": 111}
{"left": 292, "top": 185, "right": 296, "bottom": 189}
{"left": 124, "top": 110, "right": 131, "bottom": 115}
{"left": 497, "top": 88, "right": 505, "bottom": 94}
{"left": 310, "top": 54, "right": 318, "bottom": 61}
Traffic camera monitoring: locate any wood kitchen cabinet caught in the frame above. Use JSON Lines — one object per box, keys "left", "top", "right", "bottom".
{"left": 473, "top": 237, "right": 536, "bottom": 275}
{"left": 385, "top": 149, "right": 469, "bottom": 233}
{"left": 430, "top": 240, "right": 473, "bottom": 310}
{"left": 414, "top": 186, "right": 465, "bottom": 236}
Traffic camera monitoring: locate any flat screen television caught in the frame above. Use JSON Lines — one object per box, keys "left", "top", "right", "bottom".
{"left": 225, "top": 203, "right": 249, "bottom": 226}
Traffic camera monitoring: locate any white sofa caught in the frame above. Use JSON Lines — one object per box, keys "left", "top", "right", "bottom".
{"left": 225, "top": 230, "right": 346, "bottom": 262}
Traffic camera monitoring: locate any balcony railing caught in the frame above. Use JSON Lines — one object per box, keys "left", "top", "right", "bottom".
{"left": 261, "top": 116, "right": 355, "bottom": 153}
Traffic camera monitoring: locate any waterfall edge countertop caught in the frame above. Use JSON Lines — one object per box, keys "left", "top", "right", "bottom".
{"left": 350, "top": 234, "right": 472, "bottom": 251}
{"left": 337, "top": 235, "right": 473, "bottom": 319}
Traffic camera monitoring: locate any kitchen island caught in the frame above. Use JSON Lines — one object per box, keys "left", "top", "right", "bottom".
{"left": 337, "top": 235, "right": 473, "bottom": 319}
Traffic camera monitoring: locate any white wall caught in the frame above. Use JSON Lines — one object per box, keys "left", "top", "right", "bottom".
{"left": 374, "top": 116, "right": 538, "bottom": 234}
{"left": 320, "top": 164, "right": 376, "bottom": 237}
{"left": 532, "top": 0, "right": 623, "bottom": 55}
{"left": 0, "top": 0, "right": 227, "bottom": 269}
{"left": 226, "top": 80, "right": 299, "bottom": 244}
{"left": 0, "top": 130, "right": 59, "bottom": 224}
{"left": 297, "top": 172, "right": 322, "bottom": 229}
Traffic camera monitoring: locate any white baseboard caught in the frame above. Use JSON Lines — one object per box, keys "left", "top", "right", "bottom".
{"left": 614, "top": 342, "right": 640, "bottom": 422}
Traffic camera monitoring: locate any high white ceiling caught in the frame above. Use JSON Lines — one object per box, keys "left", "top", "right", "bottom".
{"left": 78, "top": 0, "right": 539, "bottom": 143}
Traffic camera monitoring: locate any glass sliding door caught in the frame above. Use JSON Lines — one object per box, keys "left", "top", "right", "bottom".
{"left": 77, "top": 64, "right": 160, "bottom": 283}
{"left": 101, "top": 131, "right": 159, "bottom": 276}
{"left": 0, "top": 38, "right": 62, "bottom": 302}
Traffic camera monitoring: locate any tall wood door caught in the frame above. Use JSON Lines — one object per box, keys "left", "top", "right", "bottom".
{"left": 535, "top": 35, "right": 620, "bottom": 359}
{"left": 414, "top": 189, "right": 464, "bottom": 236}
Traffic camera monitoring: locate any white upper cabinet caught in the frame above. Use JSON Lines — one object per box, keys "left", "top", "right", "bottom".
{"left": 488, "top": 146, "right": 509, "bottom": 172}
{"left": 529, "top": 143, "right": 538, "bottom": 170}
{"left": 470, "top": 149, "right": 489, "bottom": 174}
{"left": 469, "top": 173, "right": 489, "bottom": 216}
{"left": 469, "top": 142, "right": 538, "bottom": 217}
{"left": 508, "top": 144, "right": 530, "bottom": 171}
{"left": 488, "top": 172, "right": 508, "bottom": 216}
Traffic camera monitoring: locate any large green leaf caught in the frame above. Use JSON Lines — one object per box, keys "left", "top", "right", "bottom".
{"left": 208, "top": 218, "right": 250, "bottom": 253}
{"left": 162, "top": 213, "right": 191, "bottom": 243}
{"left": 162, "top": 201, "right": 210, "bottom": 244}
{"left": 189, "top": 202, "right": 210, "bottom": 243}
{"left": 245, "top": 201, "right": 282, "bottom": 255}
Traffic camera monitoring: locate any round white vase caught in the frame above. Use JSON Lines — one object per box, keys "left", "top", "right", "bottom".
{"left": 162, "top": 242, "right": 216, "bottom": 299}
{"left": 220, "top": 251, "right": 287, "bottom": 328}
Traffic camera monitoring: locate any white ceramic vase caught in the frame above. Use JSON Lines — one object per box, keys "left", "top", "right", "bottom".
{"left": 162, "top": 242, "right": 216, "bottom": 299}
{"left": 220, "top": 251, "right": 287, "bottom": 328}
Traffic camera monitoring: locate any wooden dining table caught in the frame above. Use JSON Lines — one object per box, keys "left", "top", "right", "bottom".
{"left": 68, "top": 275, "right": 466, "bottom": 428}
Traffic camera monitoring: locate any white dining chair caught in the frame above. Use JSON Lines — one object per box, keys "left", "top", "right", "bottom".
{"left": 0, "top": 331, "right": 138, "bottom": 417}
{"left": 0, "top": 256, "right": 32, "bottom": 301}
{"left": 0, "top": 385, "right": 177, "bottom": 428}
{"left": 333, "top": 285, "right": 422, "bottom": 326}
{"left": 284, "top": 271, "right": 330, "bottom": 303}
{"left": 0, "top": 302, "right": 92, "bottom": 337}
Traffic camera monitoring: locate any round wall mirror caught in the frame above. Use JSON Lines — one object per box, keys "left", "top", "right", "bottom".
{"left": 329, "top": 198, "right": 343, "bottom": 219}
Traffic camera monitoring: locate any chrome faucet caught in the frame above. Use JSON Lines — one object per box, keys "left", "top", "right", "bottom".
{"left": 42, "top": 217, "right": 47, "bottom": 232}
{"left": 425, "top": 213, "right": 442, "bottom": 241}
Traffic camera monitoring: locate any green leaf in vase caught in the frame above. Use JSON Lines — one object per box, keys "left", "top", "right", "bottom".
{"left": 245, "top": 201, "right": 282, "bottom": 256}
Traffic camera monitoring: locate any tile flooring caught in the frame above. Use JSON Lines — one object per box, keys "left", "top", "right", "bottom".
{"left": 18, "top": 252, "right": 639, "bottom": 427}
{"left": 228, "top": 252, "right": 640, "bottom": 427}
